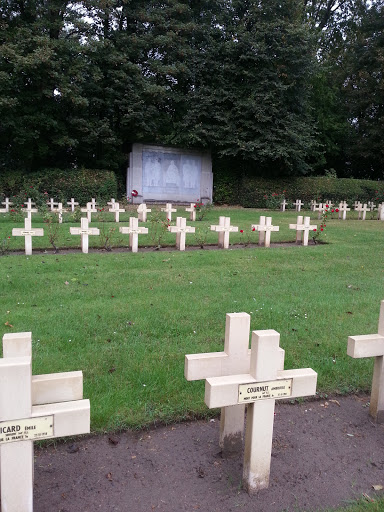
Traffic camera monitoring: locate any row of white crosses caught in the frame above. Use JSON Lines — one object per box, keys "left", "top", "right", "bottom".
{"left": 185, "top": 313, "right": 317, "bottom": 494}
{"left": 13, "top": 214, "right": 318, "bottom": 255}
{"left": 0, "top": 332, "right": 90, "bottom": 511}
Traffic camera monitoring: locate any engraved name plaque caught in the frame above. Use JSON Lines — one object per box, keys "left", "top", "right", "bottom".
{"left": 238, "top": 379, "right": 292, "bottom": 403}
{"left": 0, "top": 416, "right": 54, "bottom": 444}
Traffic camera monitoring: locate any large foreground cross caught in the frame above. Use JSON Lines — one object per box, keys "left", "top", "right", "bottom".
{"left": 205, "top": 329, "right": 317, "bottom": 493}
{"left": 0, "top": 332, "right": 90, "bottom": 511}
{"left": 185, "top": 313, "right": 284, "bottom": 455}
{"left": 347, "top": 300, "right": 384, "bottom": 423}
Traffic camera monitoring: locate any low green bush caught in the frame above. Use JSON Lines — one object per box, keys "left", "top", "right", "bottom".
{"left": 0, "top": 168, "right": 118, "bottom": 206}
{"left": 214, "top": 174, "right": 384, "bottom": 207}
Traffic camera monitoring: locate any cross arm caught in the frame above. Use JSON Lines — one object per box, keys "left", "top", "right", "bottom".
{"left": 205, "top": 368, "right": 317, "bottom": 408}
{"left": 169, "top": 226, "right": 195, "bottom": 233}
{"left": 32, "top": 371, "right": 84, "bottom": 405}
{"left": 32, "top": 399, "right": 90, "bottom": 437}
{"left": 347, "top": 334, "right": 384, "bottom": 358}
{"left": 185, "top": 347, "right": 285, "bottom": 381}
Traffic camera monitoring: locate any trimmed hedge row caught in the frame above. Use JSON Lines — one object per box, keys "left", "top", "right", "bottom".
{"left": 0, "top": 168, "right": 118, "bottom": 205}
{"left": 213, "top": 175, "right": 384, "bottom": 207}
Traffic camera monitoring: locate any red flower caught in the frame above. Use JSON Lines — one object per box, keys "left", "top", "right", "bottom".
{"left": 240, "top": 230, "right": 244, "bottom": 233}
{"left": 323, "top": 224, "right": 326, "bottom": 227}
{"left": 194, "top": 204, "right": 197, "bottom": 208}
{"left": 132, "top": 190, "right": 138, "bottom": 197}
{"left": 331, "top": 209, "right": 334, "bottom": 212}
{"left": 335, "top": 209, "right": 339, "bottom": 212}
{"left": 325, "top": 204, "right": 329, "bottom": 207}
{"left": 313, "top": 229, "right": 317, "bottom": 232}
{"left": 321, "top": 228, "right": 324, "bottom": 231}
{"left": 252, "top": 227, "right": 255, "bottom": 231}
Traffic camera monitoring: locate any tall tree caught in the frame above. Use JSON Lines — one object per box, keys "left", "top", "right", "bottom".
{"left": 342, "top": 3, "right": 384, "bottom": 178}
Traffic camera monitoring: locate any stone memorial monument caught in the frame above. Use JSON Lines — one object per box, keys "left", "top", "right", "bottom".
{"left": 126, "top": 144, "right": 213, "bottom": 204}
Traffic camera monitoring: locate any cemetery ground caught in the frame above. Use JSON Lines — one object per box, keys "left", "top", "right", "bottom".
{"left": 0, "top": 207, "right": 384, "bottom": 511}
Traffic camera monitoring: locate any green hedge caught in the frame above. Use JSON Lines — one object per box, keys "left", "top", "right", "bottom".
{"left": 214, "top": 175, "right": 384, "bottom": 207}
{"left": 0, "top": 168, "right": 118, "bottom": 206}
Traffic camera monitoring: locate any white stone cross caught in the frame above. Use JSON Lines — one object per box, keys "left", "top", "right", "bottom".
{"left": 210, "top": 216, "right": 239, "bottom": 249}
{"left": 137, "top": 203, "right": 152, "bottom": 223}
{"left": 67, "top": 198, "right": 79, "bottom": 212}
{"left": 168, "top": 217, "right": 195, "bottom": 251}
{"left": 107, "top": 198, "right": 116, "bottom": 208}
{"left": 280, "top": 199, "right": 288, "bottom": 212}
{"left": 377, "top": 203, "right": 384, "bottom": 221}
{"left": 313, "top": 203, "right": 327, "bottom": 220}
{"left": 90, "top": 197, "right": 98, "bottom": 208}
{"left": 185, "top": 313, "right": 285, "bottom": 456}
{"left": 0, "top": 331, "right": 90, "bottom": 512}
{"left": 12, "top": 218, "right": 44, "bottom": 255}
{"left": 338, "top": 201, "right": 350, "bottom": 220}
{"left": 310, "top": 200, "right": 317, "bottom": 211}
{"left": 161, "top": 203, "right": 177, "bottom": 222}
{"left": 293, "top": 199, "right": 303, "bottom": 212}
{"left": 205, "top": 329, "right": 317, "bottom": 493}
{"left": 251, "top": 216, "right": 279, "bottom": 248}
{"left": 24, "top": 198, "right": 36, "bottom": 210}
{"left": 368, "top": 201, "right": 376, "bottom": 211}
{"left": 0, "top": 198, "right": 13, "bottom": 213}
{"left": 53, "top": 202, "right": 65, "bottom": 223}
{"left": 347, "top": 300, "right": 384, "bottom": 424}
{"left": 354, "top": 200, "right": 362, "bottom": 209}
{"left": 323, "top": 200, "right": 333, "bottom": 209}
{"left": 355, "top": 203, "right": 369, "bottom": 220}
{"left": 21, "top": 202, "right": 38, "bottom": 220}
{"left": 185, "top": 203, "right": 197, "bottom": 221}
{"left": 47, "top": 198, "right": 58, "bottom": 211}
{"left": 119, "top": 217, "right": 148, "bottom": 253}
{"left": 109, "top": 202, "right": 125, "bottom": 223}
{"left": 81, "top": 202, "right": 97, "bottom": 223}
{"left": 289, "top": 216, "right": 317, "bottom": 246}
{"left": 70, "top": 217, "right": 100, "bottom": 253}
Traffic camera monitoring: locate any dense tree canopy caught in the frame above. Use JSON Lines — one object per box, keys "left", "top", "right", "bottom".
{"left": 0, "top": 0, "right": 382, "bottom": 178}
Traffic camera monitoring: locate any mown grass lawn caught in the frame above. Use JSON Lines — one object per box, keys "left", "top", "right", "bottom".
{"left": 1, "top": 207, "right": 383, "bottom": 432}
{"left": 1, "top": 206, "right": 384, "bottom": 511}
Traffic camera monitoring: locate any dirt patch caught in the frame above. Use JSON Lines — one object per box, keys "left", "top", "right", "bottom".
{"left": 33, "top": 394, "right": 384, "bottom": 512}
